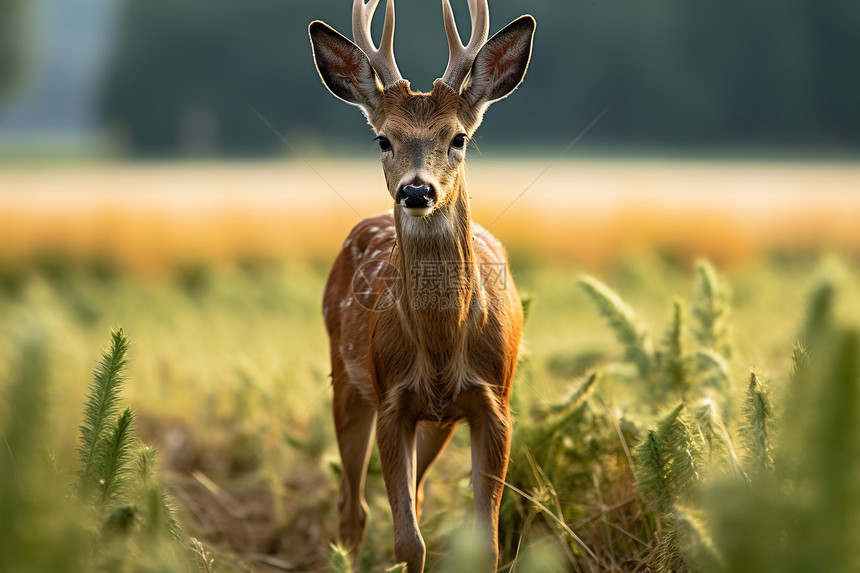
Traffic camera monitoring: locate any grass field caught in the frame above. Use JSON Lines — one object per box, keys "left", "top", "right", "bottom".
{"left": 1, "top": 159, "right": 859, "bottom": 572}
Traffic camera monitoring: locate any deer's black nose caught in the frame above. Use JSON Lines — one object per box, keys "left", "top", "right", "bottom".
{"left": 396, "top": 184, "right": 437, "bottom": 208}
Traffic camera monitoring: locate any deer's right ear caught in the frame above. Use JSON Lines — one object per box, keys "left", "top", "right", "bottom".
{"left": 309, "top": 21, "right": 383, "bottom": 117}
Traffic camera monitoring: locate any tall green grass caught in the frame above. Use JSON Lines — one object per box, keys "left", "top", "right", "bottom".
{"left": 1, "top": 254, "right": 858, "bottom": 571}
{"left": 0, "top": 329, "right": 214, "bottom": 573}
{"left": 494, "top": 261, "right": 860, "bottom": 572}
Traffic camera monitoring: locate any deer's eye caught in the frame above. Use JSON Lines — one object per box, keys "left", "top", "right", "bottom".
{"left": 451, "top": 133, "right": 467, "bottom": 149}
{"left": 376, "top": 136, "right": 392, "bottom": 152}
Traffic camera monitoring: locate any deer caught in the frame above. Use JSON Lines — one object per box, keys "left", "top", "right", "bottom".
{"left": 309, "top": 1, "right": 534, "bottom": 570}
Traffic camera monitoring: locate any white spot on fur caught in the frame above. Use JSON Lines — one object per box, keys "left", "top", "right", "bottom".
{"left": 369, "top": 249, "right": 382, "bottom": 258}
{"left": 369, "top": 226, "right": 379, "bottom": 233}
{"left": 340, "top": 298, "right": 352, "bottom": 309}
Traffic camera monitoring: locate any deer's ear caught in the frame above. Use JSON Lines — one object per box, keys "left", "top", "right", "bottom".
{"left": 461, "top": 16, "right": 535, "bottom": 118}
{"left": 309, "top": 21, "right": 382, "bottom": 116}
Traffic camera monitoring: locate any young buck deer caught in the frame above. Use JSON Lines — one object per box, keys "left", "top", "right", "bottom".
{"left": 309, "top": 1, "right": 534, "bottom": 570}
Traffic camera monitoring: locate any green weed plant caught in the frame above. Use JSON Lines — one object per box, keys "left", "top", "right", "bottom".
{"left": 0, "top": 329, "right": 214, "bottom": 573}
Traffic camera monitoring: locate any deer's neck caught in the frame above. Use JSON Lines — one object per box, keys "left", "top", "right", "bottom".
{"left": 393, "top": 171, "right": 477, "bottom": 352}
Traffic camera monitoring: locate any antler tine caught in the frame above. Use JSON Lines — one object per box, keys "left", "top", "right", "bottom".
{"left": 440, "top": 0, "right": 489, "bottom": 90}
{"left": 467, "top": 0, "right": 480, "bottom": 35}
{"left": 352, "top": 0, "right": 403, "bottom": 89}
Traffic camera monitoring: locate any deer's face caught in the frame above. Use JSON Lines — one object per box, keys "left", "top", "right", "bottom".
{"left": 369, "top": 83, "right": 470, "bottom": 217}
{"left": 309, "top": 0, "right": 534, "bottom": 219}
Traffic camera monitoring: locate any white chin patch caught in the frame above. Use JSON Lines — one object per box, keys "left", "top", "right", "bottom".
{"left": 402, "top": 205, "right": 434, "bottom": 218}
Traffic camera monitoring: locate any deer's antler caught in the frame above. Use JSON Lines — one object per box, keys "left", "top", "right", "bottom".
{"left": 439, "top": 0, "right": 489, "bottom": 90}
{"left": 353, "top": 0, "right": 403, "bottom": 89}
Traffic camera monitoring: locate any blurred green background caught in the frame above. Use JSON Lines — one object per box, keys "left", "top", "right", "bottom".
{"left": 1, "top": 0, "right": 859, "bottom": 155}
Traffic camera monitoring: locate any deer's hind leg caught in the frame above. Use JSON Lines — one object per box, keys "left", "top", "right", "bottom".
{"left": 468, "top": 388, "right": 513, "bottom": 572}
{"left": 414, "top": 423, "right": 457, "bottom": 523}
{"left": 332, "top": 362, "right": 376, "bottom": 558}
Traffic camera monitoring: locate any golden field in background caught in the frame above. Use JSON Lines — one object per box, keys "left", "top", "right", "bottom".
{"left": 2, "top": 158, "right": 859, "bottom": 269}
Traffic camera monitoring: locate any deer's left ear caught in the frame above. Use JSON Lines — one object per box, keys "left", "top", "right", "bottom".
{"left": 461, "top": 15, "right": 535, "bottom": 117}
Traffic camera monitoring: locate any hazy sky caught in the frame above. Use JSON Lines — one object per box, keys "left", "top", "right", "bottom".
{"left": 0, "top": 0, "right": 118, "bottom": 136}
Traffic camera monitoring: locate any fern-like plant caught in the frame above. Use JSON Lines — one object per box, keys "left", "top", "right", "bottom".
{"left": 704, "top": 326, "right": 860, "bottom": 573}
{"left": 789, "top": 342, "right": 810, "bottom": 383}
{"left": 78, "top": 328, "right": 130, "bottom": 496}
{"left": 635, "top": 404, "right": 702, "bottom": 514}
{"left": 1, "top": 329, "right": 201, "bottom": 572}
{"left": 740, "top": 371, "right": 773, "bottom": 475}
{"left": 656, "top": 299, "right": 694, "bottom": 398}
{"left": 692, "top": 260, "right": 733, "bottom": 359}
{"left": 579, "top": 275, "right": 654, "bottom": 380}
{"left": 580, "top": 267, "right": 736, "bottom": 409}
{"left": 692, "top": 399, "right": 743, "bottom": 479}
{"left": 658, "top": 507, "right": 719, "bottom": 573}
{"left": 75, "top": 329, "right": 200, "bottom": 570}
{"left": 99, "top": 407, "right": 136, "bottom": 503}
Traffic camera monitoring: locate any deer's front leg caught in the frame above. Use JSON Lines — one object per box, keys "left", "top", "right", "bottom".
{"left": 377, "top": 405, "right": 425, "bottom": 572}
{"left": 470, "top": 395, "right": 513, "bottom": 571}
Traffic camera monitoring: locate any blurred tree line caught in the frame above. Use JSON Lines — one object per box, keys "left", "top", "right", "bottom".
{"left": 100, "top": 0, "right": 860, "bottom": 154}
{"left": 0, "top": 0, "right": 27, "bottom": 101}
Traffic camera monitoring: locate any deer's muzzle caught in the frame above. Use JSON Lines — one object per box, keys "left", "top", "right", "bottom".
{"left": 397, "top": 184, "right": 437, "bottom": 216}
